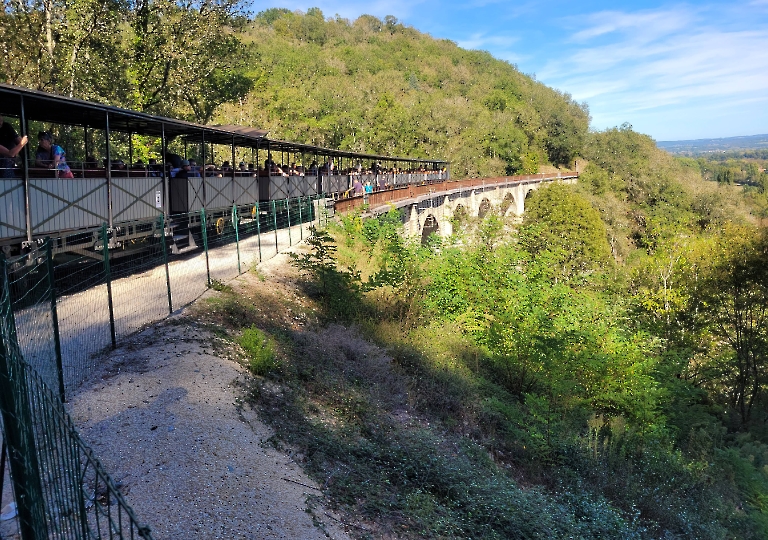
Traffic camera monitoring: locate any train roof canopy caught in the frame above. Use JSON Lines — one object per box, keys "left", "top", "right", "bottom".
{"left": 0, "top": 84, "right": 447, "bottom": 166}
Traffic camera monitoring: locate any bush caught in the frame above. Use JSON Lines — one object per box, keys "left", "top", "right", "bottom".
{"left": 238, "top": 326, "right": 278, "bottom": 376}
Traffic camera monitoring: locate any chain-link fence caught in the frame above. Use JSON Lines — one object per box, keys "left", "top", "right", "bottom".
{"left": 0, "top": 194, "right": 329, "bottom": 539}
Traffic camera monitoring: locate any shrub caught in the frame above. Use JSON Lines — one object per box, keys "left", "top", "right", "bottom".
{"left": 238, "top": 326, "right": 278, "bottom": 376}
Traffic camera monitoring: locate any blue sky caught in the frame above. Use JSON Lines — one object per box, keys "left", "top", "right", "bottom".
{"left": 254, "top": 1, "right": 768, "bottom": 142}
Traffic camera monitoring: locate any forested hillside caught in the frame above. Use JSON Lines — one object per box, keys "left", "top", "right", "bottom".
{"left": 228, "top": 9, "right": 588, "bottom": 177}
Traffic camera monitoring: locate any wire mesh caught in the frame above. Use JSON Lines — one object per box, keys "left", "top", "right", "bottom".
{"left": 5, "top": 251, "right": 60, "bottom": 394}
{"left": 53, "top": 249, "right": 111, "bottom": 393}
{"left": 1, "top": 261, "right": 155, "bottom": 539}
{"left": 15, "top": 196, "right": 327, "bottom": 395}
{"left": 108, "top": 219, "right": 170, "bottom": 339}
{"left": 204, "top": 206, "right": 242, "bottom": 284}
{"left": 166, "top": 211, "right": 210, "bottom": 311}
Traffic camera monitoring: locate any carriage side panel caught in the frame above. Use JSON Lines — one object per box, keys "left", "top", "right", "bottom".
{"left": 233, "top": 174, "right": 259, "bottom": 205}
{"left": 188, "top": 177, "right": 205, "bottom": 211}
{"left": 269, "top": 176, "right": 289, "bottom": 200}
{"left": 0, "top": 179, "right": 27, "bottom": 241}
{"left": 204, "top": 176, "right": 233, "bottom": 210}
{"left": 111, "top": 176, "right": 164, "bottom": 222}
{"left": 29, "top": 178, "right": 108, "bottom": 234}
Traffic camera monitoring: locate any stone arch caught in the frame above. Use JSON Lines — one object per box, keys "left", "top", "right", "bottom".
{"left": 452, "top": 203, "right": 468, "bottom": 223}
{"left": 499, "top": 192, "right": 515, "bottom": 216}
{"left": 421, "top": 214, "right": 440, "bottom": 244}
{"left": 478, "top": 197, "right": 492, "bottom": 218}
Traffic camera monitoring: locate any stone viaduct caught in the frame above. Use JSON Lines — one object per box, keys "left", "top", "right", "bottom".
{"left": 333, "top": 172, "right": 578, "bottom": 243}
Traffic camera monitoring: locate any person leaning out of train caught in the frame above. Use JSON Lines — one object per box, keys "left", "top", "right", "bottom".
{"left": 35, "top": 131, "right": 73, "bottom": 178}
{"left": 0, "top": 115, "right": 29, "bottom": 177}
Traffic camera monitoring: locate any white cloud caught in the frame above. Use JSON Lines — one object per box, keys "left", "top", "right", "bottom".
{"left": 536, "top": 4, "right": 768, "bottom": 138}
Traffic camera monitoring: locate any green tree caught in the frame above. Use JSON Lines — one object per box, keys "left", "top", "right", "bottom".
{"left": 700, "top": 226, "right": 768, "bottom": 424}
{"left": 521, "top": 183, "right": 611, "bottom": 279}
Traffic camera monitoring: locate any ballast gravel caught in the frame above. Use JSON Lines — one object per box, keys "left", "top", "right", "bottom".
{"left": 67, "top": 318, "right": 350, "bottom": 540}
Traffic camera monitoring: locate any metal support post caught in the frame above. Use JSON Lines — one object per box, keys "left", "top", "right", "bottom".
{"left": 286, "top": 199, "right": 292, "bottom": 246}
{"left": 255, "top": 201, "right": 262, "bottom": 262}
{"left": 19, "top": 96, "right": 33, "bottom": 244}
{"left": 201, "top": 208, "right": 211, "bottom": 286}
{"left": 233, "top": 205, "right": 241, "bottom": 274}
{"left": 159, "top": 214, "right": 172, "bottom": 314}
{"left": 105, "top": 113, "right": 114, "bottom": 227}
{"left": 272, "top": 199, "right": 278, "bottom": 253}
{"left": 298, "top": 195, "right": 303, "bottom": 241}
{"left": 45, "top": 239, "right": 65, "bottom": 402}
{"left": 102, "top": 223, "right": 116, "bottom": 349}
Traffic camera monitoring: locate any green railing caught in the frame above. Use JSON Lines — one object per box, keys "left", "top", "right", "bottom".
{"left": 0, "top": 194, "right": 330, "bottom": 539}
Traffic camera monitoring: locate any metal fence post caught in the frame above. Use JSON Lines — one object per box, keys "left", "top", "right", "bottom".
{"left": 201, "top": 209, "right": 211, "bottom": 286}
{"left": 159, "top": 214, "right": 172, "bottom": 314}
{"left": 102, "top": 223, "right": 116, "bottom": 349}
{"left": 272, "top": 199, "right": 278, "bottom": 253}
{"left": 298, "top": 195, "right": 303, "bottom": 241}
{"left": 45, "top": 239, "right": 65, "bottom": 402}
{"left": 0, "top": 254, "right": 48, "bottom": 539}
{"left": 233, "top": 205, "right": 241, "bottom": 274}
{"left": 286, "top": 198, "right": 292, "bottom": 246}
{"left": 255, "top": 201, "right": 262, "bottom": 263}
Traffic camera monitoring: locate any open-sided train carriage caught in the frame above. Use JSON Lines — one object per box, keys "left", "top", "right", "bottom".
{"left": 0, "top": 83, "right": 448, "bottom": 263}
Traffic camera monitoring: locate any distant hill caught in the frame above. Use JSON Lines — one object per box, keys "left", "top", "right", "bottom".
{"left": 657, "top": 134, "right": 768, "bottom": 155}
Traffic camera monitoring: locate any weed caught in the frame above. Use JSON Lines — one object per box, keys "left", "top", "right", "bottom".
{"left": 209, "top": 278, "right": 232, "bottom": 292}
{"left": 238, "top": 326, "right": 278, "bottom": 376}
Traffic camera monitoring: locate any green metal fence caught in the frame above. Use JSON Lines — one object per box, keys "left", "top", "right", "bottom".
{"left": 0, "top": 194, "right": 330, "bottom": 539}
{"left": 1, "top": 253, "right": 155, "bottom": 540}
{"left": 26, "top": 194, "right": 327, "bottom": 394}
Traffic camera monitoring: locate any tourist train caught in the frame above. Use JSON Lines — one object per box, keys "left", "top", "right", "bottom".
{"left": 0, "top": 84, "right": 448, "bottom": 259}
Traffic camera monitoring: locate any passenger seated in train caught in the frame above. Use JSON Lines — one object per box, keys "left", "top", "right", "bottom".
{"left": 188, "top": 159, "right": 201, "bottom": 177}
{"left": 175, "top": 160, "right": 191, "bottom": 179}
{"left": 309, "top": 161, "right": 318, "bottom": 175}
{"left": 0, "top": 115, "right": 28, "bottom": 177}
{"left": 148, "top": 158, "right": 162, "bottom": 176}
{"left": 238, "top": 161, "right": 247, "bottom": 171}
{"left": 35, "top": 131, "right": 73, "bottom": 178}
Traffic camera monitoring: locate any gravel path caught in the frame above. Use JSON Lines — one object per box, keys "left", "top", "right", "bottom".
{"left": 62, "top": 253, "right": 351, "bottom": 539}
